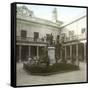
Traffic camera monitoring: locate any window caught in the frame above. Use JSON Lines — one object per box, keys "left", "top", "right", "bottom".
{"left": 57, "top": 35, "right": 60, "bottom": 39}
{"left": 69, "top": 31, "right": 74, "bottom": 36}
{"left": 61, "top": 33, "right": 66, "bottom": 41}
{"left": 46, "top": 34, "right": 50, "bottom": 38}
{"left": 34, "top": 32, "right": 39, "bottom": 39}
{"left": 21, "top": 30, "right": 27, "bottom": 38}
{"left": 81, "top": 28, "right": 85, "bottom": 34}
{"left": 46, "top": 34, "right": 51, "bottom": 42}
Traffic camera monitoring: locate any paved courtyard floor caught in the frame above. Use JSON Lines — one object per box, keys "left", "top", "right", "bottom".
{"left": 16, "top": 62, "right": 87, "bottom": 86}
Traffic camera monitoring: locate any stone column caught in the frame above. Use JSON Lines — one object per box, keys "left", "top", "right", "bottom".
{"left": 60, "top": 50, "right": 62, "bottom": 60}
{"left": 29, "top": 46, "right": 31, "bottom": 57}
{"left": 65, "top": 46, "right": 67, "bottom": 60}
{"left": 37, "top": 46, "right": 39, "bottom": 58}
{"left": 19, "top": 45, "right": 21, "bottom": 62}
{"left": 70, "top": 45, "right": 72, "bottom": 60}
{"left": 76, "top": 44, "right": 79, "bottom": 66}
{"left": 84, "top": 43, "right": 86, "bottom": 62}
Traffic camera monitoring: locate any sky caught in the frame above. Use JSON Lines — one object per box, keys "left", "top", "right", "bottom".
{"left": 17, "top": 4, "right": 86, "bottom": 24}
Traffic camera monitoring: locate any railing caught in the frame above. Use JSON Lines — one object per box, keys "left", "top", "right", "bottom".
{"left": 16, "top": 36, "right": 48, "bottom": 44}
{"left": 63, "top": 35, "right": 86, "bottom": 42}
{"left": 17, "top": 35, "right": 86, "bottom": 44}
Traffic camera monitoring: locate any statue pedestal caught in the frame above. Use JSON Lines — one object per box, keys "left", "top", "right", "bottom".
{"left": 48, "top": 47, "right": 56, "bottom": 65}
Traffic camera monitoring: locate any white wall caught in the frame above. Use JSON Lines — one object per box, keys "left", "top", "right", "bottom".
{"left": 61, "top": 16, "right": 86, "bottom": 39}
{"left": 17, "top": 19, "right": 60, "bottom": 40}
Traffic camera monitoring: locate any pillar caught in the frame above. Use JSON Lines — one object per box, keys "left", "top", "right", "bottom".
{"left": 60, "top": 50, "right": 62, "bottom": 60}
{"left": 65, "top": 46, "right": 67, "bottom": 60}
{"left": 84, "top": 43, "right": 86, "bottom": 62}
{"left": 76, "top": 44, "right": 79, "bottom": 66}
{"left": 70, "top": 45, "right": 72, "bottom": 60}
{"left": 19, "top": 45, "right": 21, "bottom": 62}
{"left": 28, "top": 46, "right": 31, "bottom": 57}
{"left": 37, "top": 46, "right": 39, "bottom": 59}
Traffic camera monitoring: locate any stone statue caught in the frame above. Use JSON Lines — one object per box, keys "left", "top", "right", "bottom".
{"left": 50, "top": 33, "right": 53, "bottom": 46}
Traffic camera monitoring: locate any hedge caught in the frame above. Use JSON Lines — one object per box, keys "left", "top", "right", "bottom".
{"left": 23, "top": 62, "right": 79, "bottom": 75}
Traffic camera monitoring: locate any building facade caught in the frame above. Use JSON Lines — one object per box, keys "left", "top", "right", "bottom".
{"left": 16, "top": 5, "right": 87, "bottom": 63}
{"left": 16, "top": 6, "right": 62, "bottom": 62}
{"left": 60, "top": 16, "right": 87, "bottom": 64}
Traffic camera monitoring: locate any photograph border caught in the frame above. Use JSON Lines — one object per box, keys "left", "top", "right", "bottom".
{"left": 11, "top": 2, "right": 88, "bottom": 88}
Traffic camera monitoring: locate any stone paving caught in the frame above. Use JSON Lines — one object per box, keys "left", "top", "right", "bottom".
{"left": 16, "top": 62, "right": 87, "bottom": 86}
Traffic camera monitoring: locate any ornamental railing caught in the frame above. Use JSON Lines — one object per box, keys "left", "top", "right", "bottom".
{"left": 63, "top": 35, "right": 86, "bottom": 42}
{"left": 16, "top": 36, "right": 48, "bottom": 43}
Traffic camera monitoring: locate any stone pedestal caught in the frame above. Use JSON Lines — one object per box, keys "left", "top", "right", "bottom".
{"left": 48, "top": 47, "right": 56, "bottom": 65}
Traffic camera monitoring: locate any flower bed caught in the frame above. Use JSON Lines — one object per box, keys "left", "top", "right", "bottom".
{"left": 23, "top": 62, "right": 80, "bottom": 76}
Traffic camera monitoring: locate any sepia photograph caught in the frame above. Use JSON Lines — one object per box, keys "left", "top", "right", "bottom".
{"left": 15, "top": 3, "right": 88, "bottom": 87}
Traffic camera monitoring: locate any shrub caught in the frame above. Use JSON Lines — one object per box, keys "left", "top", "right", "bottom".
{"left": 23, "top": 62, "right": 79, "bottom": 75}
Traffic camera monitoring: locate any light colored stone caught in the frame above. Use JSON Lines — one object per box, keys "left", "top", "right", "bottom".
{"left": 48, "top": 47, "right": 56, "bottom": 65}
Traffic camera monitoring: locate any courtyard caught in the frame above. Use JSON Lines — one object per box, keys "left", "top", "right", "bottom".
{"left": 16, "top": 62, "right": 87, "bottom": 86}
